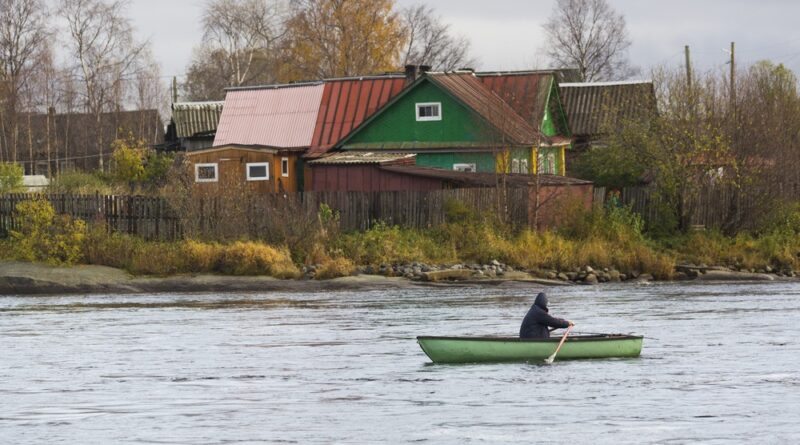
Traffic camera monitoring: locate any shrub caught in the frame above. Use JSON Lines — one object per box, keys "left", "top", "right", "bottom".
{"left": 0, "top": 163, "right": 24, "bottom": 194}
{"left": 315, "top": 256, "right": 357, "bottom": 279}
{"left": 218, "top": 241, "right": 300, "bottom": 278}
{"left": 49, "top": 171, "right": 112, "bottom": 194}
{"left": 10, "top": 198, "right": 87, "bottom": 265}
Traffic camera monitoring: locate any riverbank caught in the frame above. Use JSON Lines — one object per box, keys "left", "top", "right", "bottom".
{"left": 0, "top": 260, "right": 788, "bottom": 295}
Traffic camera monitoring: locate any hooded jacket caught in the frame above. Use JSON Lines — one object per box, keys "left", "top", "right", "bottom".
{"left": 519, "top": 293, "right": 570, "bottom": 339}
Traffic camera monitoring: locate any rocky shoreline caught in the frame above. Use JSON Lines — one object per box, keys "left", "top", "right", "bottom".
{"left": 1, "top": 258, "right": 792, "bottom": 296}
{"left": 307, "top": 261, "right": 785, "bottom": 284}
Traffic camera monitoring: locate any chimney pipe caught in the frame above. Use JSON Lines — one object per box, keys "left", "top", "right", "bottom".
{"left": 404, "top": 65, "right": 419, "bottom": 84}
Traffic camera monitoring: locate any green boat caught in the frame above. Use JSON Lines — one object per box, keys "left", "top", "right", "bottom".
{"left": 417, "top": 334, "right": 643, "bottom": 364}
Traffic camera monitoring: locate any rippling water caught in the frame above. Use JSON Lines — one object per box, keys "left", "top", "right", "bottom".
{"left": 2, "top": 282, "right": 800, "bottom": 444}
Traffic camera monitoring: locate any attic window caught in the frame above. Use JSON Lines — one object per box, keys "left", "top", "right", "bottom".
{"left": 416, "top": 102, "right": 441, "bottom": 121}
{"left": 195, "top": 163, "right": 218, "bottom": 182}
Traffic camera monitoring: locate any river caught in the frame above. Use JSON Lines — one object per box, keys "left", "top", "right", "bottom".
{"left": 1, "top": 281, "right": 799, "bottom": 444}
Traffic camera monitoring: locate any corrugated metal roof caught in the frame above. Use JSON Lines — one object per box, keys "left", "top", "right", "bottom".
{"left": 379, "top": 165, "right": 593, "bottom": 187}
{"left": 477, "top": 72, "right": 553, "bottom": 127}
{"left": 308, "top": 152, "right": 415, "bottom": 165}
{"left": 172, "top": 101, "right": 224, "bottom": 138}
{"left": 428, "top": 73, "right": 540, "bottom": 145}
{"left": 213, "top": 84, "right": 325, "bottom": 148}
{"left": 307, "top": 76, "right": 407, "bottom": 157}
{"left": 559, "top": 81, "right": 657, "bottom": 137}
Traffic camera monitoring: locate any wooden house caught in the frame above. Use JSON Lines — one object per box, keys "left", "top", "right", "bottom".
{"left": 331, "top": 70, "right": 573, "bottom": 177}
{"left": 186, "top": 82, "right": 327, "bottom": 193}
{"left": 559, "top": 80, "right": 657, "bottom": 174}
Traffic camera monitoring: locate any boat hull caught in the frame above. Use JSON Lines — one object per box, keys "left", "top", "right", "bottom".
{"left": 416, "top": 334, "right": 643, "bottom": 364}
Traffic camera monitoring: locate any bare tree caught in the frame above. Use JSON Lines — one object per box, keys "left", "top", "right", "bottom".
{"left": 60, "top": 0, "right": 148, "bottom": 170}
{"left": 0, "top": 0, "right": 50, "bottom": 164}
{"left": 205, "top": 0, "right": 286, "bottom": 85}
{"left": 400, "top": 5, "right": 476, "bottom": 72}
{"left": 542, "top": 0, "right": 636, "bottom": 82}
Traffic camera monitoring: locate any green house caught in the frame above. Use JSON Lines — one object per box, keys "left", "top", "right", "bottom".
{"left": 336, "top": 71, "right": 572, "bottom": 176}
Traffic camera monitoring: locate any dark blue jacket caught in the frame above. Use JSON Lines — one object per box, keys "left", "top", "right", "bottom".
{"left": 519, "top": 293, "right": 570, "bottom": 339}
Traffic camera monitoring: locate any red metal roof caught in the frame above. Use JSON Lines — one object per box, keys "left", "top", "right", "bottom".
{"left": 213, "top": 83, "right": 325, "bottom": 148}
{"left": 428, "top": 73, "right": 541, "bottom": 145}
{"left": 477, "top": 71, "right": 554, "bottom": 127}
{"left": 307, "top": 76, "right": 406, "bottom": 157}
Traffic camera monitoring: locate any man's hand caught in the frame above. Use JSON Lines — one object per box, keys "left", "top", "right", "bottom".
{"left": 568, "top": 320, "right": 575, "bottom": 327}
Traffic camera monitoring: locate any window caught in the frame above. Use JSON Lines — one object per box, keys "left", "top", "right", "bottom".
{"left": 416, "top": 102, "right": 442, "bottom": 121}
{"left": 511, "top": 159, "right": 520, "bottom": 174}
{"left": 453, "top": 163, "right": 476, "bottom": 172}
{"left": 520, "top": 160, "right": 529, "bottom": 174}
{"left": 537, "top": 152, "right": 556, "bottom": 175}
{"left": 195, "top": 163, "right": 218, "bottom": 182}
{"left": 281, "top": 157, "right": 289, "bottom": 177}
{"left": 246, "top": 162, "right": 270, "bottom": 181}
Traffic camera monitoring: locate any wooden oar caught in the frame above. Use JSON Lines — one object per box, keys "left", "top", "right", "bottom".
{"left": 544, "top": 325, "right": 574, "bottom": 364}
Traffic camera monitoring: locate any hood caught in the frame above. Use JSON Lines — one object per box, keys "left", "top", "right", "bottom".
{"left": 534, "top": 293, "right": 548, "bottom": 311}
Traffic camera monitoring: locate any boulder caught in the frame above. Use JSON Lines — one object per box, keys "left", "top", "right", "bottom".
{"left": 583, "top": 273, "right": 599, "bottom": 285}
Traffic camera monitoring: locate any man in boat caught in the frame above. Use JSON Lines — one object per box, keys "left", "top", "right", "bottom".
{"left": 519, "top": 293, "right": 573, "bottom": 339}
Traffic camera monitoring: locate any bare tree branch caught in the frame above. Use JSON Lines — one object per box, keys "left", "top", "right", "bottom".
{"left": 542, "top": 0, "right": 637, "bottom": 81}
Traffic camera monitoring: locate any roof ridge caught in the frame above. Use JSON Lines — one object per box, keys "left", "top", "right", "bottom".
{"left": 560, "top": 80, "right": 652, "bottom": 87}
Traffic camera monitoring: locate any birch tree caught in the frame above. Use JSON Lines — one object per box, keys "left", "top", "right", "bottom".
{"left": 282, "top": 0, "right": 405, "bottom": 80}
{"left": 60, "top": 0, "right": 148, "bottom": 170}
{"left": 0, "top": 0, "right": 50, "bottom": 164}
{"left": 542, "top": 0, "right": 636, "bottom": 81}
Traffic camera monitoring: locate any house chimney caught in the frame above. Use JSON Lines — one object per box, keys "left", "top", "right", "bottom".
{"left": 404, "top": 64, "right": 419, "bottom": 84}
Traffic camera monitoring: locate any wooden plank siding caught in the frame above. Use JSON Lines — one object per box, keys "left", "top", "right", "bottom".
{"left": 186, "top": 146, "right": 300, "bottom": 194}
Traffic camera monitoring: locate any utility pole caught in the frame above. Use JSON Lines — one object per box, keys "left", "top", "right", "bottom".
{"left": 684, "top": 45, "right": 692, "bottom": 91}
{"left": 730, "top": 42, "right": 736, "bottom": 117}
{"left": 172, "top": 76, "right": 178, "bottom": 104}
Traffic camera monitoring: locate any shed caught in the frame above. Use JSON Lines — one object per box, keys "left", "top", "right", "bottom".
{"left": 164, "top": 101, "right": 224, "bottom": 152}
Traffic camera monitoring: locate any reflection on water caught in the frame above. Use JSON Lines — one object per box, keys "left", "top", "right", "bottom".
{"left": 2, "top": 282, "right": 800, "bottom": 444}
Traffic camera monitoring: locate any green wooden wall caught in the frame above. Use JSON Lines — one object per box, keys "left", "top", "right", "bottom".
{"left": 344, "top": 80, "right": 488, "bottom": 146}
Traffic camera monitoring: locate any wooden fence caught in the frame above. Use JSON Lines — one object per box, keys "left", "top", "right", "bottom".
{"left": 594, "top": 185, "right": 770, "bottom": 231}
{"left": 0, "top": 188, "right": 531, "bottom": 241}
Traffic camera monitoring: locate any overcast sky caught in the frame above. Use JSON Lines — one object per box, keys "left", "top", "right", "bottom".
{"left": 121, "top": 0, "right": 800, "bottom": 82}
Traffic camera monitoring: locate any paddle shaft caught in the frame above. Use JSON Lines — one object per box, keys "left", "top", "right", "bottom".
{"left": 545, "top": 325, "right": 573, "bottom": 364}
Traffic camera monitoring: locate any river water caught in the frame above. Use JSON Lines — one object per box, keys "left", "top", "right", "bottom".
{"left": 1, "top": 281, "right": 799, "bottom": 444}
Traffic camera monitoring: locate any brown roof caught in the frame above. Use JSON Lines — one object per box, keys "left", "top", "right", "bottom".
{"left": 476, "top": 71, "right": 554, "bottom": 129}
{"left": 307, "top": 76, "right": 407, "bottom": 157}
{"left": 559, "top": 81, "right": 657, "bottom": 137}
{"left": 379, "top": 165, "right": 592, "bottom": 187}
{"left": 428, "top": 73, "right": 541, "bottom": 145}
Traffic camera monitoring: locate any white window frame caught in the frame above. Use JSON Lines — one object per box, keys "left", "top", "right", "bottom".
{"left": 511, "top": 159, "right": 520, "bottom": 174}
{"left": 520, "top": 159, "right": 529, "bottom": 174}
{"left": 453, "top": 163, "right": 476, "bottom": 172}
{"left": 246, "top": 162, "right": 270, "bottom": 181}
{"left": 281, "top": 157, "right": 290, "bottom": 177}
{"left": 416, "top": 102, "right": 442, "bottom": 121}
{"left": 195, "top": 163, "right": 219, "bottom": 183}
